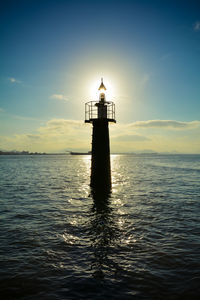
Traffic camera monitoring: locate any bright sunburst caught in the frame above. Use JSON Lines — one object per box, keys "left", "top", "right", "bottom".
{"left": 90, "top": 78, "right": 115, "bottom": 101}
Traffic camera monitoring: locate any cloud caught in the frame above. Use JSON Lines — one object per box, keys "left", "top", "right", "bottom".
{"left": 194, "top": 21, "right": 200, "bottom": 31}
{"left": 13, "top": 115, "right": 41, "bottom": 121}
{"left": 112, "top": 134, "right": 150, "bottom": 142}
{"left": 26, "top": 134, "right": 41, "bottom": 140}
{"left": 129, "top": 120, "right": 200, "bottom": 130}
{"left": 0, "top": 119, "right": 91, "bottom": 152}
{"left": 8, "top": 77, "right": 21, "bottom": 84}
{"left": 1, "top": 118, "right": 200, "bottom": 153}
{"left": 38, "top": 119, "right": 85, "bottom": 135}
{"left": 50, "top": 94, "right": 68, "bottom": 102}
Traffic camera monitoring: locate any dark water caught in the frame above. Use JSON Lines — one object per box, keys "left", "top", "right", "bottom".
{"left": 0, "top": 154, "right": 200, "bottom": 300}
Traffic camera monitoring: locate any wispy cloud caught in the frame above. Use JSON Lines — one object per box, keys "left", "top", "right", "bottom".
{"left": 1, "top": 111, "right": 41, "bottom": 121}
{"left": 194, "top": 21, "right": 200, "bottom": 31}
{"left": 130, "top": 120, "right": 200, "bottom": 130}
{"left": 50, "top": 94, "right": 68, "bottom": 102}
{"left": 112, "top": 134, "right": 150, "bottom": 142}
{"left": 1, "top": 118, "right": 200, "bottom": 153}
{"left": 13, "top": 115, "right": 41, "bottom": 121}
{"left": 8, "top": 77, "right": 21, "bottom": 84}
{"left": 0, "top": 119, "right": 90, "bottom": 152}
{"left": 26, "top": 134, "right": 41, "bottom": 140}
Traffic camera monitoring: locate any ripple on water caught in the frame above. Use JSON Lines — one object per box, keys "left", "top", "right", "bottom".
{"left": 0, "top": 154, "right": 200, "bottom": 299}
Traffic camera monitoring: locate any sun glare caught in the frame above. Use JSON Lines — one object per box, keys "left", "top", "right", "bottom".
{"left": 90, "top": 78, "right": 115, "bottom": 101}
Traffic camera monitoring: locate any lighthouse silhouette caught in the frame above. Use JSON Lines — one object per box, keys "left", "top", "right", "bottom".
{"left": 85, "top": 78, "right": 116, "bottom": 191}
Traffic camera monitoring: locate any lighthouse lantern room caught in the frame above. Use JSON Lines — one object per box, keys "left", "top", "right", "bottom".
{"left": 85, "top": 78, "right": 116, "bottom": 123}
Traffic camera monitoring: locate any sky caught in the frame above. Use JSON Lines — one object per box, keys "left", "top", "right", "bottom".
{"left": 0, "top": 0, "right": 200, "bottom": 153}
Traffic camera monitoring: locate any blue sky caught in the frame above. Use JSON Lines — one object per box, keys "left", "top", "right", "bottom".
{"left": 0, "top": 0, "right": 200, "bottom": 153}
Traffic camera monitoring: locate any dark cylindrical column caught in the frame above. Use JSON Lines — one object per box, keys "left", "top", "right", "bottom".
{"left": 91, "top": 119, "right": 111, "bottom": 190}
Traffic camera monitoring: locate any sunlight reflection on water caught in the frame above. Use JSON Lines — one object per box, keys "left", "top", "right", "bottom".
{"left": 0, "top": 154, "right": 200, "bottom": 299}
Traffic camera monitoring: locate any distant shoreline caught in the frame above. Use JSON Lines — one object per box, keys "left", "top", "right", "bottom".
{"left": 0, "top": 151, "right": 199, "bottom": 156}
{"left": 0, "top": 151, "right": 48, "bottom": 155}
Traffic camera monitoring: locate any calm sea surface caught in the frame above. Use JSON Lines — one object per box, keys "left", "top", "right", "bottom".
{"left": 0, "top": 154, "right": 200, "bottom": 300}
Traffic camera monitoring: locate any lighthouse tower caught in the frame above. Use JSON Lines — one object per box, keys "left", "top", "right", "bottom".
{"left": 85, "top": 79, "right": 116, "bottom": 191}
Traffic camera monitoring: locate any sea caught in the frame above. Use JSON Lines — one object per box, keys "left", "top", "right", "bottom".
{"left": 0, "top": 154, "right": 200, "bottom": 300}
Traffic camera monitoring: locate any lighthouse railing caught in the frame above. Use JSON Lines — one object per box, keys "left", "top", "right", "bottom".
{"left": 85, "top": 101, "right": 116, "bottom": 123}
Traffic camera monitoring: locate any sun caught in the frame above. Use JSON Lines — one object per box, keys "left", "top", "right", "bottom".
{"left": 90, "top": 78, "right": 115, "bottom": 101}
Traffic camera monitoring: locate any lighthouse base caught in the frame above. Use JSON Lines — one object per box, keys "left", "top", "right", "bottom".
{"left": 90, "top": 119, "right": 111, "bottom": 191}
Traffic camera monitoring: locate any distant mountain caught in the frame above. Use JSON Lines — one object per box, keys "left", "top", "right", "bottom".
{"left": 0, "top": 150, "right": 47, "bottom": 155}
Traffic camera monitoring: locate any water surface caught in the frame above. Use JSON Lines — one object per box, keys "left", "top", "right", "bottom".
{"left": 0, "top": 154, "right": 200, "bottom": 299}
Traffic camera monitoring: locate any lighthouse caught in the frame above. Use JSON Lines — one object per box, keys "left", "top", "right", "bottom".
{"left": 85, "top": 79, "right": 116, "bottom": 191}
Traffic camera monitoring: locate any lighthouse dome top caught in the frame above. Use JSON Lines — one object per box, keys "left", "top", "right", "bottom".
{"left": 98, "top": 78, "right": 106, "bottom": 91}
